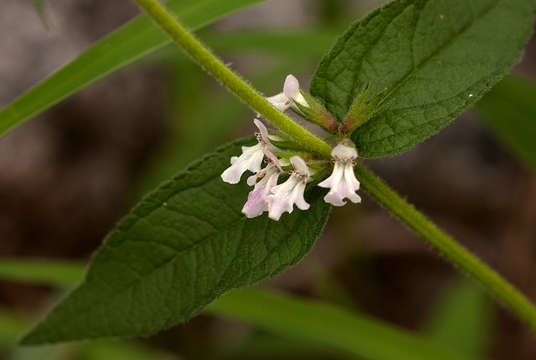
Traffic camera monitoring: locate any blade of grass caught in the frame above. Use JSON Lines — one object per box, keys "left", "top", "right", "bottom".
{"left": 0, "top": 259, "right": 84, "bottom": 288}
{"left": 208, "top": 288, "right": 472, "bottom": 360}
{"left": 220, "top": 334, "right": 349, "bottom": 360}
{"left": 0, "top": 0, "right": 265, "bottom": 137}
{"left": 424, "top": 279, "right": 493, "bottom": 359}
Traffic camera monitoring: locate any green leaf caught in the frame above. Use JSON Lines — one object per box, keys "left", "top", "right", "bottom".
{"left": 475, "top": 74, "right": 536, "bottom": 173}
{"left": 424, "top": 279, "right": 493, "bottom": 359}
{"left": 0, "top": 0, "right": 265, "bottom": 137}
{"left": 311, "top": 0, "right": 536, "bottom": 157}
{"left": 208, "top": 288, "right": 473, "bottom": 360}
{"left": 0, "top": 259, "right": 85, "bottom": 288}
{"left": 21, "top": 139, "right": 330, "bottom": 345}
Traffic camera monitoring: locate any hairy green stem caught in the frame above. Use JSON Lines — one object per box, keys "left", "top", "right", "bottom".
{"left": 135, "top": 0, "right": 536, "bottom": 331}
{"left": 356, "top": 165, "right": 536, "bottom": 331}
{"left": 134, "top": 0, "right": 331, "bottom": 157}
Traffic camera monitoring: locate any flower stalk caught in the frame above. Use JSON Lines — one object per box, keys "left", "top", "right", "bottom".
{"left": 135, "top": 0, "right": 536, "bottom": 332}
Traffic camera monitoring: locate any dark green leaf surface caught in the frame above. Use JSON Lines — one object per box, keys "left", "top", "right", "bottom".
{"left": 476, "top": 74, "right": 536, "bottom": 172}
{"left": 0, "top": 0, "right": 264, "bottom": 137}
{"left": 311, "top": 0, "right": 536, "bottom": 157}
{"left": 21, "top": 139, "right": 330, "bottom": 344}
{"left": 208, "top": 288, "right": 472, "bottom": 360}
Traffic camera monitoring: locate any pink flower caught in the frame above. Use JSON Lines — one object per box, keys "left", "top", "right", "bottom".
{"left": 241, "top": 155, "right": 282, "bottom": 218}
{"left": 267, "top": 156, "right": 310, "bottom": 221}
{"left": 318, "top": 143, "right": 361, "bottom": 206}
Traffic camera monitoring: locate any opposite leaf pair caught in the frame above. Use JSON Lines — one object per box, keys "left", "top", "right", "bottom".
{"left": 221, "top": 75, "right": 362, "bottom": 221}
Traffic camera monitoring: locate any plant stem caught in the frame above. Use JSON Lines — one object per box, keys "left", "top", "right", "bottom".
{"left": 356, "top": 164, "right": 536, "bottom": 331}
{"left": 134, "top": 0, "right": 331, "bottom": 157}
{"left": 135, "top": 0, "right": 536, "bottom": 331}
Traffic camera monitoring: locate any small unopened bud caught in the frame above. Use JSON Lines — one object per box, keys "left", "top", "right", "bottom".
{"left": 341, "top": 84, "right": 389, "bottom": 134}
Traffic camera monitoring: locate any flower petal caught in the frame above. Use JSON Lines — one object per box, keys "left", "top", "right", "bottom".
{"left": 283, "top": 74, "right": 300, "bottom": 100}
{"left": 247, "top": 148, "right": 265, "bottom": 173}
{"left": 242, "top": 187, "right": 267, "bottom": 218}
{"left": 221, "top": 144, "right": 264, "bottom": 184}
{"left": 318, "top": 162, "right": 343, "bottom": 189}
{"left": 266, "top": 93, "right": 291, "bottom": 112}
{"left": 323, "top": 190, "right": 346, "bottom": 207}
{"left": 343, "top": 163, "right": 360, "bottom": 191}
{"left": 294, "top": 92, "right": 308, "bottom": 107}
{"left": 247, "top": 173, "right": 258, "bottom": 187}
{"left": 221, "top": 162, "right": 247, "bottom": 184}
{"left": 292, "top": 182, "right": 310, "bottom": 210}
{"left": 290, "top": 156, "right": 309, "bottom": 178}
{"left": 268, "top": 196, "right": 292, "bottom": 221}
{"left": 331, "top": 143, "right": 357, "bottom": 160}
{"left": 253, "top": 118, "right": 271, "bottom": 144}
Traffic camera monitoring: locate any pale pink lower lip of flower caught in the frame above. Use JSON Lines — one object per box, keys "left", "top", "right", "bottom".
{"left": 268, "top": 197, "right": 291, "bottom": 221}
{"left": 267, "top": 156, "right": 310, "bottom": 221}
{"left": 242, "top": 187, "right": 265, "bottom": 218}
{"left": 242, "top": 163, "right": 281, "bottom": 219}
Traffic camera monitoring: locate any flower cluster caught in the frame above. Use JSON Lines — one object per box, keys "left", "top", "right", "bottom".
{"left": 221, "top": 75, "right": 362, "bottom": 221}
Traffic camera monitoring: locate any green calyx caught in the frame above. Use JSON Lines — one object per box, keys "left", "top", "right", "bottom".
{"left": 341, "top": 84, "right": 389, "bottom": 134}
{"left": 293, "top": 91, "right": 339, "bottom": 133}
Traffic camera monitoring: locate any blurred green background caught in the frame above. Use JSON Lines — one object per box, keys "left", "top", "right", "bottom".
{"left": 0, "top": 0, "right": 535, "bottom": 359}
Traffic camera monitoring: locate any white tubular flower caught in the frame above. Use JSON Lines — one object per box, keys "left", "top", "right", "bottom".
{"left": 241, "top": 154, "right": 282, "bottom": 218}
{"left": 318, "top": 142, "right": 361, "bottom": 206}
{"left": 267, "top": 156, "right": 310, "bottom": 221}
{"left": 221, "top": 119, "right": 277, "bottom": 184}
{"left": 265, "top": 74, "right": 308, "bottom": 112}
